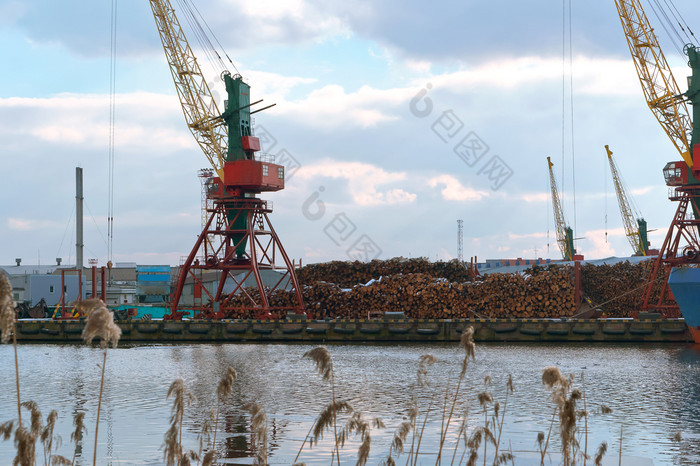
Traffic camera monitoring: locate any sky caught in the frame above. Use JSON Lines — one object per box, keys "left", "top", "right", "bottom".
{"left": 2, "top": 0, "right": 700, "bottom": 267}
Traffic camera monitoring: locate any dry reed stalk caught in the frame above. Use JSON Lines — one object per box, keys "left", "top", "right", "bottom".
{"left": 581, "top": 373, "right": 588, "bottom": 466}
{"left": 41, "top": 409, "right": 58, "bottom": 466}
{"left": 211, "top": 366, "right": 237, "bottom": 456}
{"left": 245, "top": 402, "right": 268, "bottom": 465}
{"left": 435, "top": 326, "right": 475, "bottom": 464}
{"left": 1, "top": 271, "right": 22, "bottom": 426}
{"left": 492, "top": 375, "right": 514, "bottom": 464}
{"left": 594, "top": 442, "right": 607, "bottom": 466}
{"left": 539, "top": 366, "right": 567, "bottom": 466}
{"left": 14, "top": 425, "right": 36, "bottom": 466}
{"left": 449, "top": 408, "right": 469, "bottom": 465}
{"left": 81, "top": 299, "right": 121, "bottom": 466}
{"left": 339, "top": 411, "right": 378, "bottom": 466}
{"left": 165, "top": 379, "right": 196, "bottom": 465}
{"left": 197, "top": 409, "right": 215, "bottom": 465}
{"left": 411, "top": 397, "right": 434, "bottom": 466}
{"left": 618, "top": 425, "right": 622, "bottom": 466}
{"left": 70, "top": 412, "right": 86, "bottom": 465}
{"left": 303, "top": 346, "right": 341, "bottom": 465}
{"left": 406, "top": 355, "right": 436, "bottom": 466}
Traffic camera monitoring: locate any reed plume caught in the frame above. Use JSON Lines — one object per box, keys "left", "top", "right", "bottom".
{"left": 245, "top": 402, "right": 268, "bottom": 465}
{"left": 1, "top": 271, "right": 22, "bottom": 426}
{"left": 594, "top": 442, "right": 607, "bottom": 466}
{"left": 435, "top": 326, "right": 475, "bottom": 463}
{"left": 163, "top": 379, "right": 196, "bottom": 465}
{"left": 70, "top": 412, "right": 87, "bottom": 465}
{"left": 14, "top": 425, "right": 36, "bottom": 466}
{"left": 81, "top": 299, "right": 121, "bottom": 466}
{"left": 303, "top": 346, "right": 341, "bottom": 465}
{"left": 197, "top": 409, "right": 215, "bottom": 463}
{"left": 211, "top": 366, "right": 237, "bottom": 456}
{"left": 408, "top": 355, "right": 437, "bottom": 466}
{"left": 0, "top": 420, "right": 14, "bottom": 441}
{"left": 41, "top": 409, "right": 58, "bottom": 466}
{"left": 492, "top": 374, "right": 514, "bottom": 464}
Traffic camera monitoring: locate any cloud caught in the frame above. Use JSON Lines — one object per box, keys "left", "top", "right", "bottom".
{"left": 276, "top": 84, "right": 411, "bottom": 128}
{"left": 428, "top": 175, "right": 489, "bottom": 201}
{"left": 0, "top": 93, "right": 195, "bottom": 151}
{"left": 296, "top": 160, "right": 416, "bottom": 205}
{"left": 521, "top": 192, "right": 549, "bottom": 203}
{"left": 508, "top": 232, "right": 549, "bottom": 240}
{"left": 8, "top": 218, "right": 59, "bottom": 231}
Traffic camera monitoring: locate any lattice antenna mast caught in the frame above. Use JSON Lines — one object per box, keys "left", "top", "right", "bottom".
{"left": 548, "top": 157, "right": 575, "bottom": 261}
{"left": 457, "top": 219, "right": 464, "bottom": 262}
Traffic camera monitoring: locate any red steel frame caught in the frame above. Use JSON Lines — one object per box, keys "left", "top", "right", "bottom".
{"left": 169, "top": 197, "right": 305, "bottom": 319}
{"left": 641, "top": 186, "right": 700, "bottom": 316}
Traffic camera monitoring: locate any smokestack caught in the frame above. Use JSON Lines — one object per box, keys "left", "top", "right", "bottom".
{"left": 76, "top": 167, "right": 84, "bottom": 271}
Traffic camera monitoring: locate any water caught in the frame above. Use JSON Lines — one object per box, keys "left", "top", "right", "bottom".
{"left": 1, "top": 341, "right": 699, "bottom": 465}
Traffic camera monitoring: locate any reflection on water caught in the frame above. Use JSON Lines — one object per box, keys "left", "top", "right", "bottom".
{"left": 0, "top": 342, "right": 699, "bottom": 465}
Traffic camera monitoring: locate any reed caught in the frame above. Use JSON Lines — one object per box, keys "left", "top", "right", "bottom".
{"left": 1, "top": 271, "right": 22, "bottom": 426}
{"left": 435, "top": 326, "right": 475, "bottom": 463}
{"left": 80, "top": 298, "right": 121, "bottom": 466}
{"left": 303, "top": 346, "right": 341, "bottom": 465}
{"left": 211, "top": 366, "right": 237, "bottom": 457}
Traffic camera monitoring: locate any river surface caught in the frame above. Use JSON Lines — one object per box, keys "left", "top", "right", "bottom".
{"left": 1, "top": 341, "right": 699, "bottom": 465}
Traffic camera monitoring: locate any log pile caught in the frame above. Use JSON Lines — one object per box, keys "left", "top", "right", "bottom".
{"left": 580, "top": 260, "right": 669, "bottom": 317}
{"left": 215, "top": 258, "right": 661, "bottom": 319}
{"left": 297, "top": 258, "right": 473, "bottom": 288}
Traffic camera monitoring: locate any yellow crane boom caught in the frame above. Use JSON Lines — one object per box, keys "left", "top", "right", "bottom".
{"left": 605, "top": 145, "right": 650, "bottom": 255}
{"left": 614, "top": 0, "right": 693, "bottom": 167}
{"left": 547, "top": 157, "right": 575, "bottom": 261}
{"left": 149, "top": 0, "right": 227, "bottom": 178}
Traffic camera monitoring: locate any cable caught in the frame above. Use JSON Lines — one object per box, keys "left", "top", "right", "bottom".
{"left": 186, "top": 0, "right": 240, "bottom": 75}
{"left": 569, "top": 0, "right": 577, "bottom": 239}
{"left": 666, "top": 0, "right": 696, "bottom": 44}
{"left": 56, "top": 205, "right": 76, "bottom": 262}
{"left": 646, "top": 0, "right": 684, "bottom": 55}
{"left": 107, "top": 0, "right": 118, "bottom": 266}
{"left": 85, "top": 200, "right": 109, "bottom": 249}
{"left": 662, "top": 0, "right": 693, "bottom": 44}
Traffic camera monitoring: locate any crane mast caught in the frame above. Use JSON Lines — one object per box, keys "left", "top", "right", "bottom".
{"left": 605, "top": 145, "right": 650, "bottom": 256}
{"left": 613, "top": 0, "right": 694, "bottom": 167}
{"left": 148, "top": 0, "right": 304, "bottom": 319}
{"left": 149, "top": 0, "right": 227, "bottom": 178}
{"left": 547, "top": 157, "right": 575, "bottom": 261}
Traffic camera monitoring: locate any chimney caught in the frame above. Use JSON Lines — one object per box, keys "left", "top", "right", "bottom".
{"left": 56, "top": 258, "right": 62, "bottom": 266}
{"left": 76, "top": 167, "right": 84, "bottom": 271}
{"left": 15, "top": 258, "right": 21, "bottom": 266}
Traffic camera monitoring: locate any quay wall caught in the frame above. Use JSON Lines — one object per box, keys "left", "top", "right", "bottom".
{"left": 12, "top": 318, "right": 692, "bottom": 343}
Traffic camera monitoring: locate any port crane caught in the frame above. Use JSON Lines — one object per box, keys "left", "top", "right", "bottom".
{"left": 148, "top": 0, "right": 304, "bottom": 319}
{"left": 613, "top": 0, "right": 700, "bottom": 314}
{"left": 547, "top": 156, "right": 576, "bottom": 261}
{"left": 605, "top": 145, "right": 652, "bottom": 256}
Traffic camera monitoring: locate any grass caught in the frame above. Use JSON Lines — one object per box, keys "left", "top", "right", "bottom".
{"left": 0, "top": 272, "right": 652, "bottom": 464}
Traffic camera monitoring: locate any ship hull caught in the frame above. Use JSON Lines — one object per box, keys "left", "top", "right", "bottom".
{"left": 668, "top": 267, "right": 700, "bottom": 343}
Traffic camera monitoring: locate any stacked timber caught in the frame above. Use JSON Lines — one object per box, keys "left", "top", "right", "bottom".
{"left": 297, "top": 258, "right": 472, "bottom": 288}
{"left": 580, "top": 260, "right": 668, "bottom": 317}
{"left": 217, "top": 259, "right": 661, "bottom": 319}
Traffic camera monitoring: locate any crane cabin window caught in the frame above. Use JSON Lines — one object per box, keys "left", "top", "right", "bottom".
{"left": 278, "top": 167, "right": 284, "bottom": 179}
{"left": 262, "top": 164, "right": 269, "bottom": 177}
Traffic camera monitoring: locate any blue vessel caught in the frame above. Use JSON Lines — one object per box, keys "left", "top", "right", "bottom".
{"left": 668, "top": 267, "right": 700, "bottom": 343}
